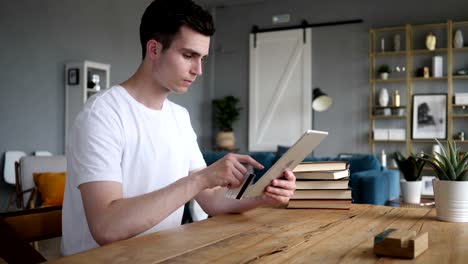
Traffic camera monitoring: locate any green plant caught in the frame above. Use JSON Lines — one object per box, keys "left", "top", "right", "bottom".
{"left": 419, "top": 139, "right": 468, "bottom": 181}
{"left": 377, "top": 64, "right": 391, "bottom": 74}
{"left": 212, "top": 95, "right": 242, "bottom": 132}
{"left": 394, "top": 151, "right": 426, "bottom": 181}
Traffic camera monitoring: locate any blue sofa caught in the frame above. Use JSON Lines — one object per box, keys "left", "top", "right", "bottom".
{"left": 202, "top": 151, "right": 400, "bottom": 205}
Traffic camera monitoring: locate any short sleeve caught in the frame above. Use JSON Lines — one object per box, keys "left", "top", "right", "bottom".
{"left": 67, "top": 104, "right": 124, "bottom": 188}
{"left": 184, "top": 110, "right": 206, "bottom": 172}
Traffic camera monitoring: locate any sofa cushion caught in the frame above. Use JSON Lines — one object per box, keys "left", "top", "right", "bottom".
{"left": 333, "top": 154, "right": 381, "bottom": 174}
{"left": 350, "top": 169, "right": 399, "bottom": 205}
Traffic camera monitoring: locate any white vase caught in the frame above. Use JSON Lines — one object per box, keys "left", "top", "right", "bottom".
{"left": 454, "top": 30, "right": 464, "bottom": 49}
{"left": 426, "top": 33, "right": 436, "bottom": 50}
{"left": 380, "top": 72, "right": 389, "bottom": 80}
{"left": 378, "top": 88, "right": 389, "bottom": 107}
{"left": 433, "top": 180, "right": 468, "bottom": 222}
{"left": 400, "top": 180, "right": 422, "bottom": 204}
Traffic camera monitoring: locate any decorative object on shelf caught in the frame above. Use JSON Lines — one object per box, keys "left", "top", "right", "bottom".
{"left": 380, "top": 37, "right": 385, "bottom": 52}
{"left": 456, "top": 69, "right": 468, "bottom": 75}
{"left": 393, "top": 90, "right": 401, "bottom": 107}
{"left": 411, "top": 93, "right": 447, "bottom": 139}
{"left": 394, "top": 151, "right": 425, "bottom": 204}
{"left": 393, "top": 34, "right": 401, "bottom": 51}
{"left": 420, "top": 139, "right": 468, "bottom": 222}
{"left": 423, "top": 67, "right": 430, "bottom": 78}
{"left": 92, "top": 74, "right": 101, "bottom": 91}
{"left": 213, "top": 95, "right": 242, "bottom": 150}
{"left": 381, "top": 149, "right": 387, "bottom": 167}
{"left": 454, "top": 30, "right": 464, "bottom": 48}
{"left": 378, "top": 88, "right": 389, "bottom": 107}
{"left": 432, "top": 56, "right": 443, "bottom": 77}
{"left": 67, "top": 68, "right": 79, "bottom": 85}
{"left": 457, "top": 131, "right": 465, "bottom": 141}
{"left": 425, "top": 32, "right": 436, "bottom": 50}
{"left": 377, "top": 64, "right": 390, "bottom": 80}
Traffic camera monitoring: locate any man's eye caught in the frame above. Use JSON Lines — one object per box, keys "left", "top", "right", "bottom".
{"left": 183, "top": 54, "right": 192, "bottom": 59}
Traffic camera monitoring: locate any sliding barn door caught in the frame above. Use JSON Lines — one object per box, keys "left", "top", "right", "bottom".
{"left": 249, "top": 28, "right": 312, "bottom": 151}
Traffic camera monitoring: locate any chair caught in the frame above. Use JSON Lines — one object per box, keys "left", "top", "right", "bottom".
{"left": 14, "top": 156, "right": 67, "bottom": 209}
{"left": 3, "top": 151, "right": 26, "bottom": 185}
{"left": 0, "top": 205, "right": 62, "bottom": 263}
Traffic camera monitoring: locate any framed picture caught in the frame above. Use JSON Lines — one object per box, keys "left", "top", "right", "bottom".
{"left": 412, "top": 94, "right": 447, "bottom": 139}
{"left": 421, "top": 176, "right": 436, "bottom": 197}
{"left": 67, "top": 68, "right": 79, "bottom": 85}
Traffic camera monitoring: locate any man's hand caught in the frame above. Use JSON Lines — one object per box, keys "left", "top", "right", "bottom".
{"left": 195, "top": 153, "right": 264, "bottom": 189}
{"left": 260, "top": 170, "right": 296, "bottom": 206}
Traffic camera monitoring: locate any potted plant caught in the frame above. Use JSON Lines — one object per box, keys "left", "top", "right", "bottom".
{"left": 420, "top": 139, "right": 468, "bottom": 222}
{"left": 212, "top": 96, "right": 241, "bottom": 150}
{"left": 394, "top": 151, "right": 426, "bottom": 204}
{"left": 378, "top": 64, "right": 391, "bottom": 80}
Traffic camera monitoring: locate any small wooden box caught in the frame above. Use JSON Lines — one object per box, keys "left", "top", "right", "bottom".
{"left": 374, "top": 229, "right": 429, "bottom": 259}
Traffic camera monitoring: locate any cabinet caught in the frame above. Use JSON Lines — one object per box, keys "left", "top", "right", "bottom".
{"left": 65, "top": 60, "right": 110, "bottom": 145}
{"left": 369, "top": 20, "right": 468, "bottom": 159}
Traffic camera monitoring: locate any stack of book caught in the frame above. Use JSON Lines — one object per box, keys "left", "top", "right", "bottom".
{"left": 287, "top": 161, "right": 352, "bottom": 209}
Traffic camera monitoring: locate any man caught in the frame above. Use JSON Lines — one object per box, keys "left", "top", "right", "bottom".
{"left": 62, "top": 0, "right": 296, "bottom": 255}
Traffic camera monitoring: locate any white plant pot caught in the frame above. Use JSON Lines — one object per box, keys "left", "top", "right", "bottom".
{"left": 216, "top": 131, "right": 235, "bottom": 149}
{"left": 433, "top": 180, "right": 468, "bottom": 222}
{"left": 380, "top": 72, "right": 389, "bottom": 80}
{"left": 400, "top": 180, "right": 422, "bottom": 204}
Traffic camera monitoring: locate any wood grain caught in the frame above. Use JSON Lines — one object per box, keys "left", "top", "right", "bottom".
{"left": 49, "top": 205, "right": 468, "bottom": 263}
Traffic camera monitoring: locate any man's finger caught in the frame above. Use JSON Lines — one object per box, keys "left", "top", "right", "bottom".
{"left": 234, "top": 154, "right": 264, "bottom": 170}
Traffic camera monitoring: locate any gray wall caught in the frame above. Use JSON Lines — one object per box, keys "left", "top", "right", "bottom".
{"left": 212, "top": 0, "right": 468, "bottom": 156}
{"left": 1, "top": 0, "right": 468, "bottom": 209}
{"left": 0, "top": 0, "right": 215, "bottom": 209}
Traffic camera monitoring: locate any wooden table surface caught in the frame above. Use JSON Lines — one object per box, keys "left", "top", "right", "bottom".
{"left": 50, "top": 204, "right": 468, "bottom": 263}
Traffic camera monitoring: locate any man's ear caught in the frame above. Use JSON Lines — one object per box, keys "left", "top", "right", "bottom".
{"left": 146, "top": 39, "right": 162, "bottom": 60}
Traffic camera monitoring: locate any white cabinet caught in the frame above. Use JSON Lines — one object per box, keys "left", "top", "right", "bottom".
{"left": 65, "top": 60, "right": 110, "bottom": 146}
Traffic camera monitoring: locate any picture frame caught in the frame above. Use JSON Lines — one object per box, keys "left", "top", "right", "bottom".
{"left": 411, "top": 93, "right": 447, "bottom": 139}
{"left": 67, "top": 68, "right": 79, "bottom": 85}
{"left": 421, "top": 176, "right": 436, "bottom": 198}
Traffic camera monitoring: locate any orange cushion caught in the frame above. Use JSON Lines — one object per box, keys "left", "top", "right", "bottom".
{"left": 33, "top": 172, "right": 66, "bottom": 206}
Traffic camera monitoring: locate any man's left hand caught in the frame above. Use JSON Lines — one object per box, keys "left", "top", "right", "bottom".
{"left": 261, "top": 170, "right": 296, "bottom": 206}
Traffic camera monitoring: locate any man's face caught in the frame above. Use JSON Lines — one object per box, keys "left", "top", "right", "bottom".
{"left": 152, "top": 26, "right": 210, "bottom": 94}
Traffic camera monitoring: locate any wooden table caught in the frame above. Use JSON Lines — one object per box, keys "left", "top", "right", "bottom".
{"left": 50, "top": 204, "right": 468, "bottom": 263}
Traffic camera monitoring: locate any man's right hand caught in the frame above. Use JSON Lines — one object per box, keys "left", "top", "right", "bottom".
{"left": 195, "top": 153, "right": 264, "bottom": 189}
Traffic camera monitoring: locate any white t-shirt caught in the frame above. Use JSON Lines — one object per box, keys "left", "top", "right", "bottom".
{"left": 61, "top": 85, "right": 206, "bottom": 256}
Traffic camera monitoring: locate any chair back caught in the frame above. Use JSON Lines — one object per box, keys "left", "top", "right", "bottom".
{"left": 16, "top": 156, "right": 66, "bottom": 209}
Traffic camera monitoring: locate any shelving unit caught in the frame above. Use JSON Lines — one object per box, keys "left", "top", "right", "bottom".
{"left": 65, "top": 60, "right": 111, "bottom": 146}
{"left": 369, "top": 20, "right": 468, "bottom": 158}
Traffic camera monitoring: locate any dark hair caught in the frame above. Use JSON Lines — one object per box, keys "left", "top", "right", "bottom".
{"left": 139, "top": 0, "right": 215, "bottom": 59}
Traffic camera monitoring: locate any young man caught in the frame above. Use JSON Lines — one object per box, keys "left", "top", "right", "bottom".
{"left": 62, "top": 0, "right": 296, "bottom": 255}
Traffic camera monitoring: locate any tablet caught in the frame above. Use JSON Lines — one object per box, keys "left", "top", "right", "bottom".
{"left": 225, "top": 130, "right": 328, "bottom": 199}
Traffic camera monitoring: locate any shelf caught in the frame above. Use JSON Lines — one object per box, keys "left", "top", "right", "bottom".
{"left": 412, "top": 77, "right": 447, "bottom": 81}
{"left": 372, "top": 51, "right": 406, "bottom": 57}
{"left": 453, "top": 104, "right": 468, "bottom": 108}
{"left": 454, "top": 140, "right": 468, "bottom": 144}
{"left": 453, "top": 114, "right": 468, "bottom": 118}
{"left": 411, "top": 139, "right": 445, "bottom": 143}
{"left": 372, "top": 140, "right": 406, "bottom": 143}
{"left": 412, "top": 48, "right": 447, "bottom": 54}
{"left": 373, "top": 106, "right": 406, "bottom": 109}
{"left": 453, "top": 75, "right": 468, "bottom": 80}
{"left": 372, "top": 78, "right": 406, "bottom": 83}
{"left": 372, "top": 115, "right": 406, "bottom": 119}
{"left": 86, "top": 88, "right": 100, "bottom": 93}
{"left": 453, "top": 47, "right": 468, "bottom": 53}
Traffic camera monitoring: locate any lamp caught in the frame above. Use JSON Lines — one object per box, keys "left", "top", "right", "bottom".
{"left": 312, "top": 88, "right": 332, "bottom": 130}
{"left": 312, "top": 88, "right": 333, "bottom": 112}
